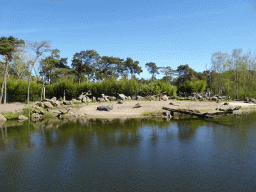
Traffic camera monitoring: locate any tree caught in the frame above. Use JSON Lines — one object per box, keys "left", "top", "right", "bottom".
{"left": 145, "top": 62, "right": 160, "bottom": 81}
{"left": 10, "top": 44, "right": 30, "bottom": 79}
{"left": 175, "top": 64, "right": 197, "bottom": 87}
{"left": 96, "top": 56, "right": 124, "bottom": 80}
{"left": 0, "top": 36, "right": 24, "bottom": 104}
{"left": 210, "top": 51, "right": 230, "bottom": 95}
{"left": 27, "top": 40, "right": 51, "bottom": 104}
{"left": 71, "top": 50, "right": 100, "bottom": 84}
{"left": 231, "top": 48, "right": 243, "bottom": 99}
{"left": 160, "top": 66, "right": 176, "bottom": 83}
{"left": 124, "top": 57, "right": 142, "bottom": 79}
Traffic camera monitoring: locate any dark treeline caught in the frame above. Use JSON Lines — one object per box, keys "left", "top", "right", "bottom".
{"left": 1, "top": 36, "right": 256, "bottom": 103}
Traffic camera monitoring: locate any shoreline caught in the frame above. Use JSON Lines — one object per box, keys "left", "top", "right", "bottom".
{"left": 1, "top": 100, "right": 256, "bottom": 120}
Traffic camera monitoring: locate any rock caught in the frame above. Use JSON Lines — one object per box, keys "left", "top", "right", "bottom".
{"left": 82, "top": 97, "right": 87, "bottom": 103}
{"left": 131, "top": 96, "right": 137, "bottom": 100}
{"left": 117, "top": 100, "right": 123, "bottom": 104}
{"left": 92, "top": 97, "right": 96, "bottom": 101}
{"left": 233, "top": 109, "right": 242, "bottom": 114}
{"left": 119, "top": 94, "right": 126, "bottom": 100}
{"left": 104, "top": 96, "right": 109, "bottom": 102}
{"left": 18, "top": 115, "right": 29, "bottom": 120}
{"left": 101, "top": 94, "right": 105, "bottom": 98}
{"left": 137, "top": 96, "right": 142, "bottom": 100}
{"left": 234, "top": 106, "right": 241, "bottom": 110}
{"left": 127, "top": 96, "right": 131, "bottom": 100}
{"left": 212, "top": 97, "right": 218, "bottom": 101}
{"left": 162, "top": 95, "right": 168, "bottom": 101}
{"left": 35, "top": 101, "right": 43, "bottom": 107}
{"left": 86, "top": 97, "right": 91, "bottom": 102}
{"left": 219, "top": 108, "right": 225, "bottom": 111}
{"left": 50, "top": 100, "right": 61, "bottom": 107}
{"left": 35, "top": 106, "right": 45, "bottom": 114}
{"left": 44, "top": 102, "right": 53, "bottom": 108}
{"left": 0, "top": 114, "right": 7, "bottom": 121}
{"left": 97, "top": 104, "right": 113, "bottom": 111}
{"left": 63, "top": 100, "right": 72, "bottom": 105}
{"left": 169, "top": 102, "right": 174, "bottom": 105}
{"left": 216, "top": 100, "right": 222, "bottom": 103}
{"left": 191, "top": 97, "right": 196, "bottom": 101}
{"left": 51, "top": 97, "right": 57, "bottom": 101}
{"left": 199, "top": 97, "right": 204, "bottom": 101}
{"left": 224, "top": 102, "right": 229, "bottom": 105}
{"left": 134, "top": 103, "right": 142, "bottom": 108}
{"left": 108, "top": 96, "right": 116, "bottom": 101}
{"left": 226, "top": 107, "right": 234, "bottom": 112}
{"left": 162, "top": 111, "right": 171, "bottom": 118}
{"left": 31, "top": 113, "right": 41, "bottom": 120}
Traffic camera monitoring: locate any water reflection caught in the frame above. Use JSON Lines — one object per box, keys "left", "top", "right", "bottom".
{"left": 1, "top": 114, "right": 256, "bottom": 191}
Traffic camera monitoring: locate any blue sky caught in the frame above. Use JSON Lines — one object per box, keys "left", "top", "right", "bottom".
{"left": 0, "top": 0, "right": 255, "bottom": 79}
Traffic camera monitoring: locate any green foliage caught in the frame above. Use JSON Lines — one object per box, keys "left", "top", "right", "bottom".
{"left": 1, "top": 112, "right": 19, "bottom": 120}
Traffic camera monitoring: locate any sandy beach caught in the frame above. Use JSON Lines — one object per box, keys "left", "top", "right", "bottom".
{"left": 1, "top": 100, "right": 256, "bottom": 119}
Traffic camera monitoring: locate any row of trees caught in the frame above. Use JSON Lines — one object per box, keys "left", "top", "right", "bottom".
{"left": 1, "top": 35, "right": 256, "bottom": 104}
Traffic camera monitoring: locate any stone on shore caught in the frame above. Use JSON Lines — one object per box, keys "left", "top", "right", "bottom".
{"left": 134, "top": 103, "right": 142, "bottom": 108}
{"left": 18, "top": 115, "right": 29, "bottom": 120}
{"left": 0, "top": 114, "right": 7, "bottom": 121}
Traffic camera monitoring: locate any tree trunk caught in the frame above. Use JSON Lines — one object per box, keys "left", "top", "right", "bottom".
{"left": 4, "top": 73, "right": 7, "bottom": 104}
{"left": 41, "top": 77, "right": 46, "bottom": 101}
{"left": 0, "top": 58, "right": 9, "bottom": 104}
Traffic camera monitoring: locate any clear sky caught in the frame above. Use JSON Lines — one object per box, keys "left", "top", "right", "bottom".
{"left": 0, "top": 0, "right": 255, "bottom": 79}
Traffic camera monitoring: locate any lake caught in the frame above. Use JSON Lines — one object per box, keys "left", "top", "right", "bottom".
{"left": 1, "top": 113, "right": 256, "bottom": 191}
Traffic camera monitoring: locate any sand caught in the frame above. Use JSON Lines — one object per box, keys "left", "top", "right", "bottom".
{"left": 1, "top": 100, "right": 256, "bottom": 118}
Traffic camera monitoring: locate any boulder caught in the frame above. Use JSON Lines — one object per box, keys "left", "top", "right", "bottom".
{"left": 18, "top": 115, "right": 29, "bottom": 120}
{"left": 127, "top": 96, "right": 131, "bottom": 100}
{"left": 117, "top": 100, "right": 123, "bottom": 104}
{"left": 92, "top": 97, "right": 96, "bottom": 102}
{"left": 216, "top": 100, "right": 222, "bottom": 103}
{"left": 97, "top": 104, "right": 113, "bottom": 111}
{"left": 101, "top": 94, "right": 105, "bottom": 98}
{"left": 0, "top": 114, "right": 7, "bottom": 121}
{"left": 134, "top": 103, "right": 142, "bottom": 108}
{"left": 44, "top": 102, "right": 53, "bottom": 108}
{"left": 86, "top": 97, "right": 91, "bottom": 102}
{"left": 131, "top": 96, "right": 137, "bottom": 100}
{"left": 226, "top": 107, "right": 234, "bottom": 112}
{"left": 31, "top": 113, "right": 41, "bottom": 120}
{"left": 223, "top": 102, "right": 229, "bottom": 105}
{"left": 191, "top": 97, "right": 196, "bottom": 101}
{"left": 162, "top": 95, "right": 168, "bottom": 101}
{"left": 82, "top": 97, "right": 87, "bottom": 103}
{"left": 51, "top": 97, "right": 57, "bottom": 101}
{"left": 169, "top": 102, "right": 174, "bottom": 105}
{"left": 50, "top": 100, "right": 61, "bottom": 107}
{"left": 233, "top": 109, "right": 242, "bottom": 114}
{"left": 234, "top": 106, "right": 241, "bottom": 110}
{"left": 35, "top": 101, "right": 43, "bottom": 107}
{"left": 137, "top": 96, "right": 142, "bottom": 100}
{"left": 162, "top": 111, "right": 171, "bottom": 118}
{"left": 108, "top": 96, "right": 116, "bottom": 101}
{"left": 212, "top": 97, "right": 218, "bottom": 101}
{"left": 63, "top": 100, "right": 72, "bottom": 105}
{"left": 119, "top": 94, "right": 126, "bottom": 100}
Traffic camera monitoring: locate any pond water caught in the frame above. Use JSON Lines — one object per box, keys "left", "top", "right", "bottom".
{"left": 1, "top": 113, "right": 256, "bottom": 191}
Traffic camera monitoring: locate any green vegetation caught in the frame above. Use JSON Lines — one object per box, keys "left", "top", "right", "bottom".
{"left": 1, "top": 35, "right": 256, "bottom": 104}
{"left": 141, "top": 110, "right": 163, "bottom": 116}
{"left": 1, "top": 112, "right": 20, "bottom": 120}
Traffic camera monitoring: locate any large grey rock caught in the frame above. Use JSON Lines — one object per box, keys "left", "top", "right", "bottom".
{"left": 117, "top": 100, "right": 123, "bottom": 104}
{"left": 233, "top": 109, "right": 242, "bottom": 114}
{"left": 134, "top": 103, "right": 142, "bottom": 108}
{"left": 119, "top": 94, "right": 126, "bottom": 100}
{"left": 50, "top": 100, "right": 61, "bottom": 107}
{"left": 63, "top": 100, "right": 72, "bottom": 105}
{"left": 191, "top": 97, "right": 196, "bottom": 101}
{"left": 97, "top": 104, "right": 113, "bottom": 111}
{"left": 223, "top": 102, "right": 229, "bottom": 105}
{"left": 31, "top": 113, "right": 41, "bottom": 119}
{"left": 44, "top": 102, "right": 53, "bottom": 108}
{"left": 108, "top": 96, "right": 116, "bottom": 101}
{"left": 162, "top": 95, "right": 168, "bottom": 101}
{"left": 18, "top": 115, "right": 29, "bottom": 120}
{"left": 0, "top": 114, "right": 7, "bottom": 121}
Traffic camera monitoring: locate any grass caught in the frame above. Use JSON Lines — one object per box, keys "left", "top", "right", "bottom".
{"left": 1, "top": 112, "right": 20, "bottom": 120}
{"left": 141, "top": 110, "right": 163, "bottom": 116}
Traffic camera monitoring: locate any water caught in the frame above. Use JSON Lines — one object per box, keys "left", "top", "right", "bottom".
{"left": 1, "top": 113, "right": 256, "bottom": 191}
